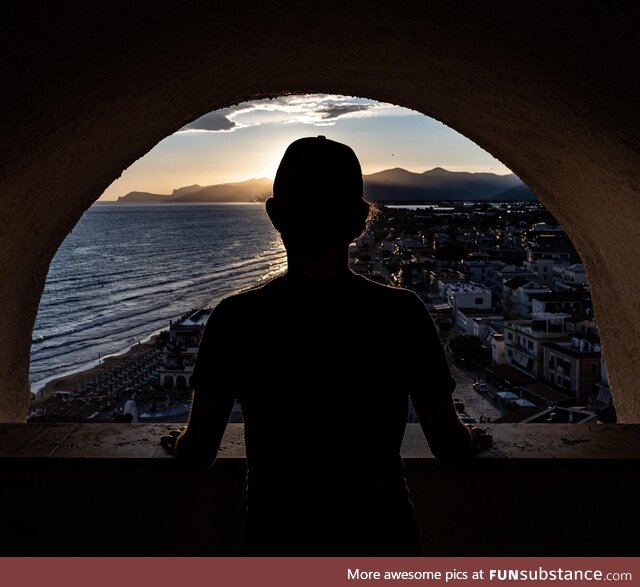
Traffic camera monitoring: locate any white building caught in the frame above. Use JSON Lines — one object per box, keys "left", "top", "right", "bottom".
{"left": 442, "top": 281, "right": 492, "bottom": 311}
{"left": 486, "top": 264, "right": 537, "bottom": 311}
{"left": 542, "top": 335, "right": 602, "bottom": 404}
{"left": 553, "top": 263, "right": 587, "bottom": 290}
{"left": 158, "top": 308, "right": 211, "bottom": 390}
{"left": 454, "top": 308, "right": 503, "bottom": 335}
{"left": 530, "top": 291, "right": 586, "bottom": 315}
{"left": 564, "top": 313, "right": 597, "bottom": 334}
{"left": 503, "top": 312, "right": 571, "bottom": 378}
{"left": 462, "top": 258, "right": 504, "bottom": 286}
{"left": 472, "top": 316, "right": 505, "bottom": 340}
{"left": 523, "top": 256, "right": 555, "bottom": 285}
{"left": 530, "top": 222, "right": 565, "bottom": 233}
{"left": 524, "top": 239, "right": 577, "bottom": 268}
{"left": 502, "top": 278, "right": 550, "bottom": 319}
{"left": 490, "top": 332, "right": 507, "bottom": 365}
{"left": 523, "top": 227, "right": 569, "bottom": 285}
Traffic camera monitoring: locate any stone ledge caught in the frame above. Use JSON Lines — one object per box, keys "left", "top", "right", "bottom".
{"left": 0, "top": 423, "right": 639, "bottom": 556}
{"left": 0, "top": 423, "right": 639, "bottom": 461}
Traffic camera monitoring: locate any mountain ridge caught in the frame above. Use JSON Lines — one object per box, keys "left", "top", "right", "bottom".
{"left": 116, "top": 168, "right": 535, "bottom": 203}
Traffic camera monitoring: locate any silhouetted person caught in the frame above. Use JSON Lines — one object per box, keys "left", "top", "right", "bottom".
{"left": 161, "top": 136, "right": 491, "bottom": 556}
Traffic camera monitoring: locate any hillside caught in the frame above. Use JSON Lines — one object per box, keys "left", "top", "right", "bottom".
{"left": 117, "top": 178, "right": 273, "bottom": 203}
{"left": 116, "top": 168, "right": 535, "bottom": 203}
{"left": 491, "top": 183, "right": 536, "bottom": 201}
{"left": 362, "top": 167, "right": 525, "bottom": 202}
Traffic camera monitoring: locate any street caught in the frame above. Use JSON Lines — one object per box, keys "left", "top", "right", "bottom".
{"left": 448, "top": 360, "right": 508, "bottom": 423}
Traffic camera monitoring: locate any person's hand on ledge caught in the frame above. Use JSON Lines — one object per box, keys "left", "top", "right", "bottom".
{"left": 465, "top": 424, "right": 493, "bottom": 453}
{"left": 160, "top": 426, "right": 187, "bottom": 456}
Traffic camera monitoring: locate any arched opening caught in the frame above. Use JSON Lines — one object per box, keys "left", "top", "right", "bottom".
{"left": 2, "top": 3, "right": 640, "bottom": 423}
{"left": 28, "top": 94, "right": 609, "bottom": 427}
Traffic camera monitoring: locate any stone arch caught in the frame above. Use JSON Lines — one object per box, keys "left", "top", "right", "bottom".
{"left": 2, "top": 2, "right": 640, "bottom": 422}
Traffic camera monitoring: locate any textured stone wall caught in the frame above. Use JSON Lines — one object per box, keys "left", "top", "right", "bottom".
{"left": 2, "top": 1, "right": 640, "bottom": 421}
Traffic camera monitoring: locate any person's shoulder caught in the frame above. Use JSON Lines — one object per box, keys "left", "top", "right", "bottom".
{"left": 213, "top": 275, "right": 285, "bottom": 315}
{"left": 354, "top": 275, "right": 424, "bottom": 309}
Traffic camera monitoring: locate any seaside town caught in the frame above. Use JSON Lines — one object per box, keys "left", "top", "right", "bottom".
{"left": 350, "top": 202, "right": 613, "bottom": 424}
{"left": 28, "top": 201, "right": 613, "bottom": 425}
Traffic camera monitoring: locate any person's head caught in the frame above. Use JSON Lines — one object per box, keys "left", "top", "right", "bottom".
{"left": 266, "top": 136, "right": 370, "bottom": 256}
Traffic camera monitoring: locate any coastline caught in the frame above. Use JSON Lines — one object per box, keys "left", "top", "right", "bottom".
{"left": 31, "top": 328, "right": 166, "bottom": 404}
{"left": 30, "top": 277, "right": 279, "bottom": 407}
{"left": 30, "top": 203, "right": 284, "bottom": 405}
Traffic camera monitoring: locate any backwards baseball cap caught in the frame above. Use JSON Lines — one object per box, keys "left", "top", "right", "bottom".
{"left": 273, "top": 136, "right": 364, "bottom": 204}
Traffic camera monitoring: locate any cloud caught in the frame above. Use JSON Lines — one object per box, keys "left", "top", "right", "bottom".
{"left": 251, "top": 94, "right": 389, "bottom": 124}
{"left": 181, "top": 110, "right": 237, "bottom": 132}
{"left": 316, "top": 103, "right": 373, "bottom": 120}
{"left": 178, "top": 94, "right": 407, "bottom": 133}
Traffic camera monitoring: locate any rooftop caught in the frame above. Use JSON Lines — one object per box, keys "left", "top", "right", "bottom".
{"left": 469, "top": 314, "right": 505, "bottom": 321}
{"left": 171, "top": 308, "right": 211, "bottom": 328}
{"left": 558, "top": 263, "right": 585, "bottom": 272}
{"left": 446, "top": 282, "right": 491, "bottom": 293}
{"left": 530, "top": 312, "right": 572, "bottom": 320}
{"left": 520, "top": 382, "right": 573, "bottom": 404}
{"left": 503, "top": 276, "right": 532, "bottom": 289}
{"left": 527, "top": 240, "right": 576, "bottom": 253}
{"left": 544, "top": 336, "right": 601, "bottom": 358}
{"left": 564, "top": 312, "right": 595, "bottom": 324}
{"left": 530, "top": 291, "right": 584, "bottom": 302}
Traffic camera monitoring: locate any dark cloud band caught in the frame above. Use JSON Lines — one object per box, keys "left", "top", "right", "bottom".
{"left": 317, "top": 104, "right": 372, "bottom": 120}
{"left": 182, "top": 111, "right": 236, "bottom": 132}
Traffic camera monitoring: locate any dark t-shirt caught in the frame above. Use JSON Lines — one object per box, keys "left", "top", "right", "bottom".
{"left": 190, "top": 272, "right": 455, "bottom": 554}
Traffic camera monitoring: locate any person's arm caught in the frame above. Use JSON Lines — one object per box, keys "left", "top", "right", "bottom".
{"left": 404, "top": 292, "right": 492, "bottom": 459}
{"left": 166, "top": 390, "right": 235, "bottom": 469}
{"left": 411, "top": 393, "right": 490, "bottom": 460}
{"left": 160, "top": 300, "right": 237, "bottom": 469}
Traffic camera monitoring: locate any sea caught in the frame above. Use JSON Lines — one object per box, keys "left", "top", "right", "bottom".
{"left": 30, "top": 203, "right": 286, "bottom": 388}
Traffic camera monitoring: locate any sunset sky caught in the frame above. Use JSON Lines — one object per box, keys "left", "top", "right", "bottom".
{"left": 99, "top": 94, "right": 512, "bottom": 201}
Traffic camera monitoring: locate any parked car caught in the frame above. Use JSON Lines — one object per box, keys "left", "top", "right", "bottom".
{"left": 458, "top": 412, "right": 477, "bottom": 424}
{"left": 473, "top": 382, "right": 489, "bottom": 393}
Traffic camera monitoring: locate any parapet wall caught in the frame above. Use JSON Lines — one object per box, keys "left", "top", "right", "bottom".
{"left": 0, "top": 423, "right": 638, "bottom": 555}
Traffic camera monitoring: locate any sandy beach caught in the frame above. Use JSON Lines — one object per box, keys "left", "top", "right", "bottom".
{"left": 35, "top": 334, "right": 162, "bottom": 399}
{"left": 29, "top": 333, "right": 168, "bottom": 422}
